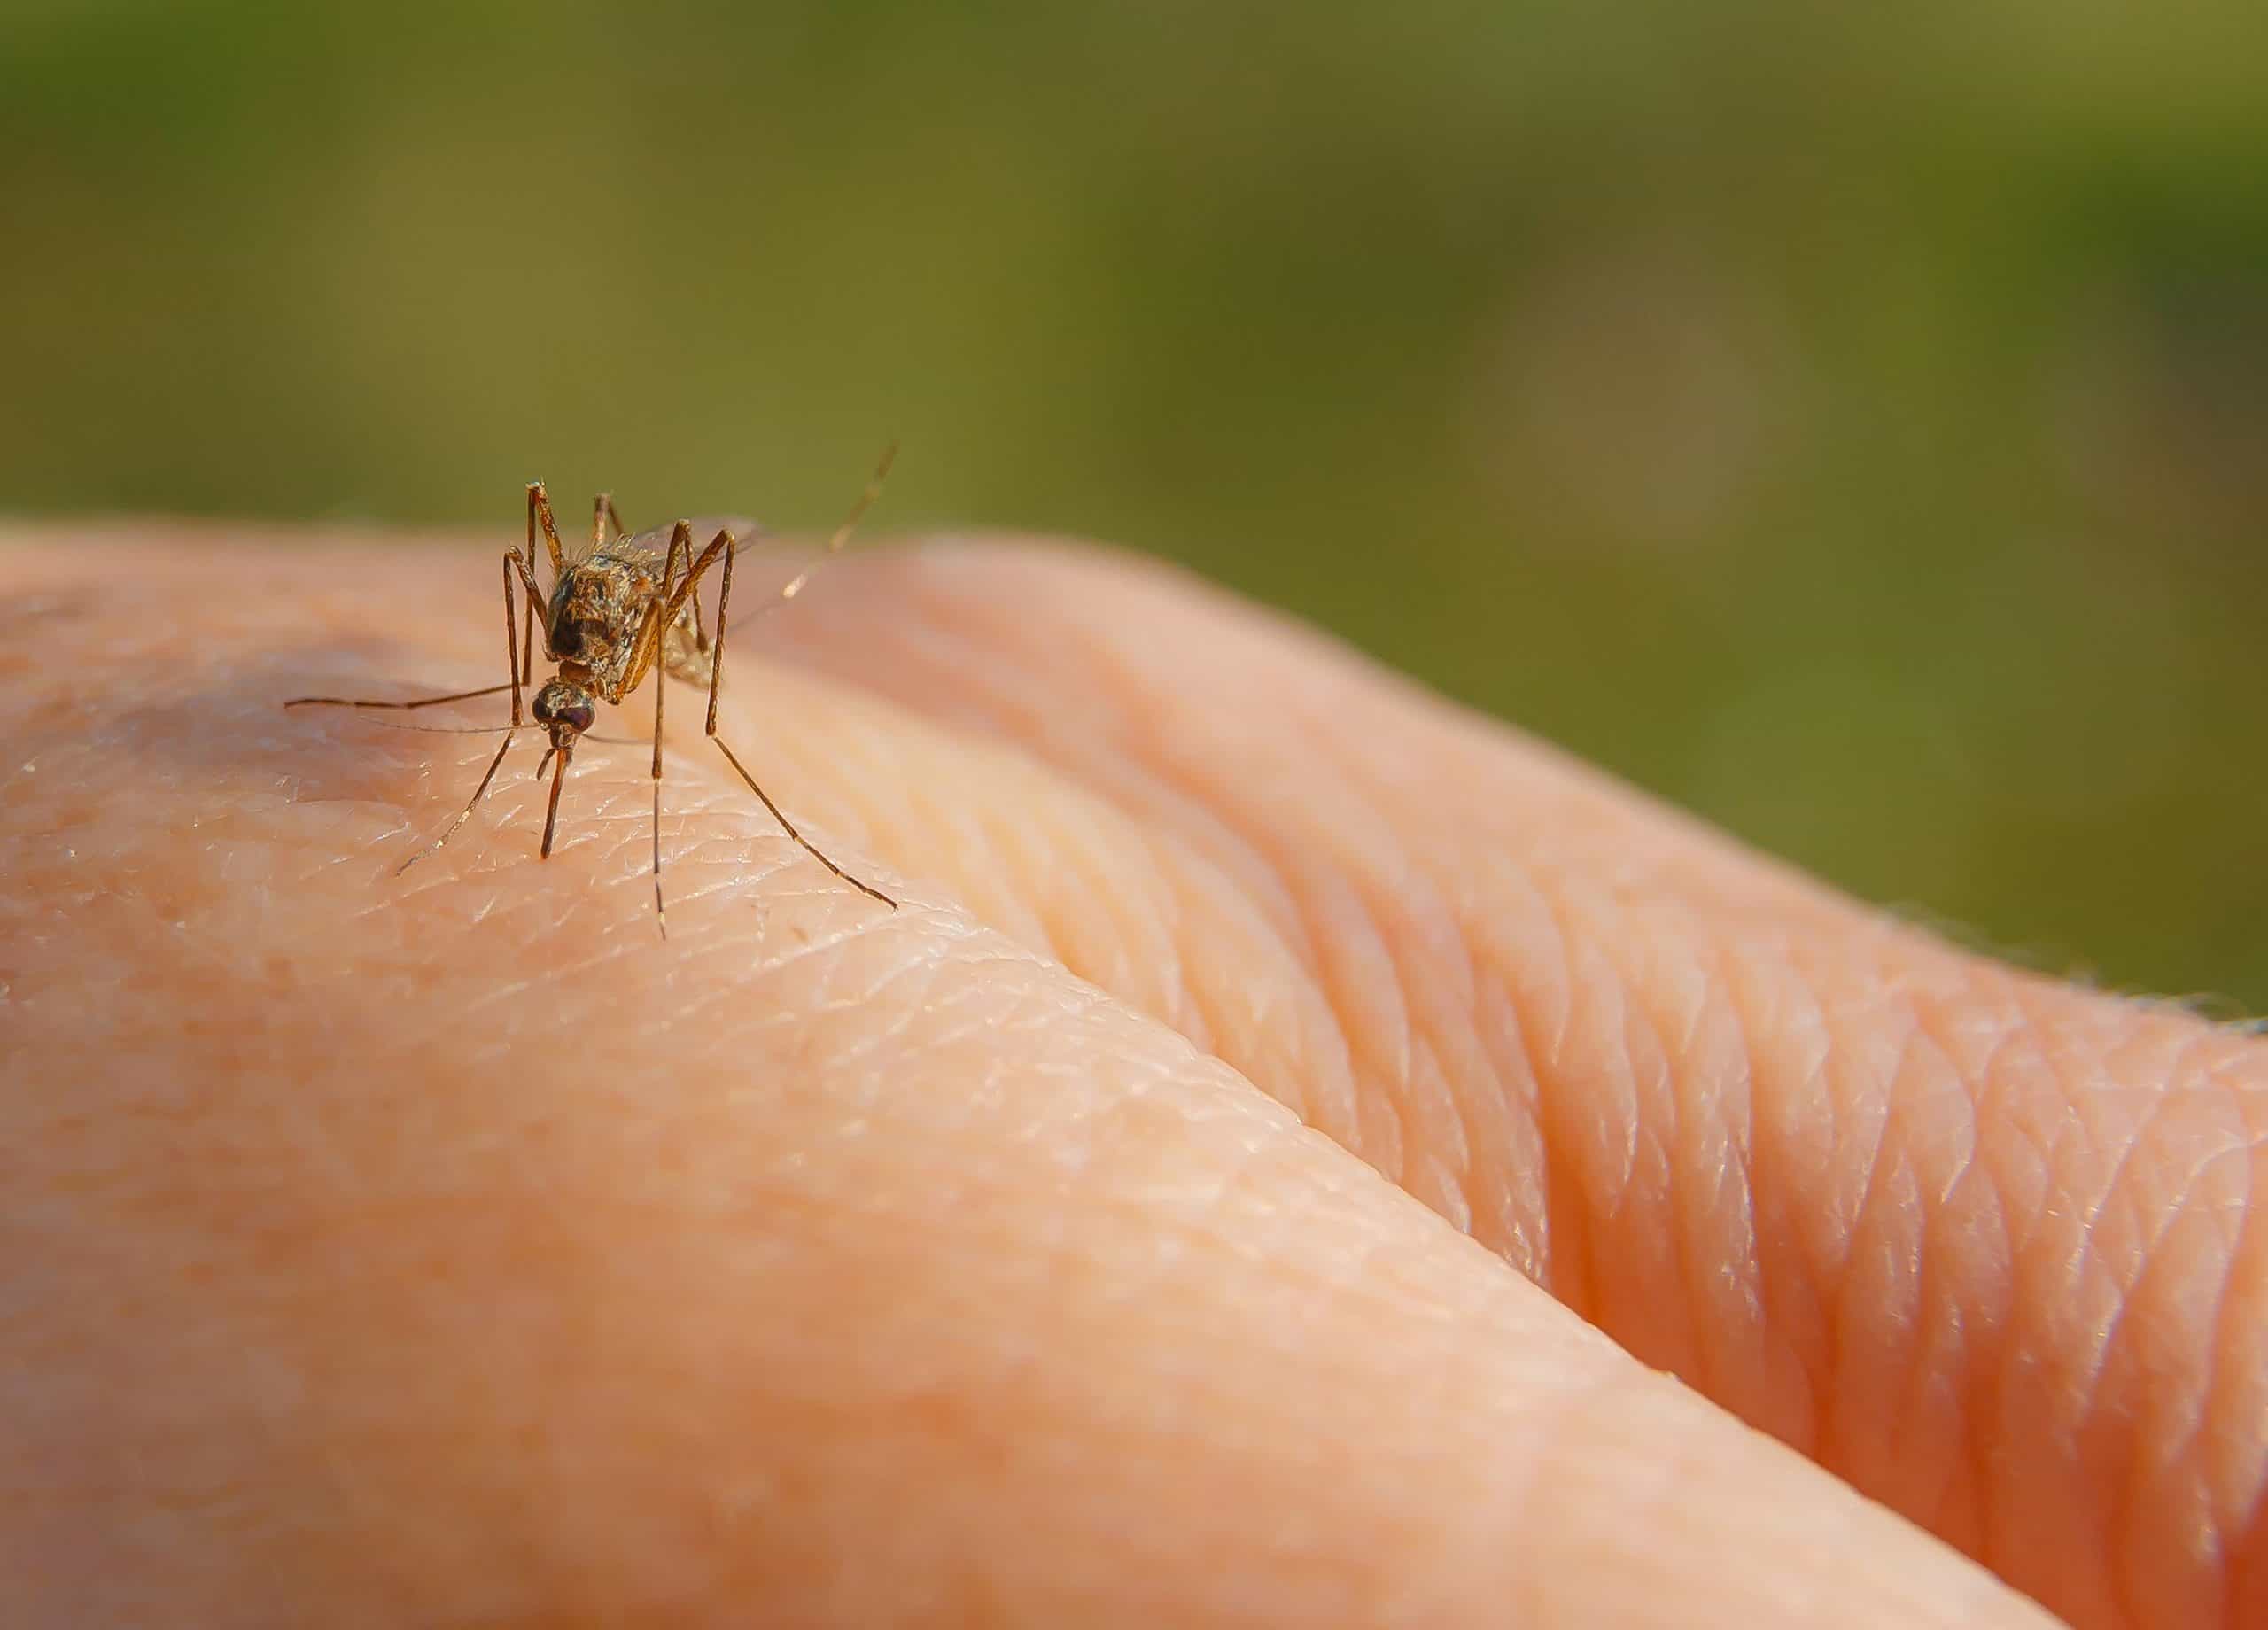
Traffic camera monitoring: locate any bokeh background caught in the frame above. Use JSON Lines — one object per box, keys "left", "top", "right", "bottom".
{"left": 4, "top": 2, "right": 2264, "bottom": 1002}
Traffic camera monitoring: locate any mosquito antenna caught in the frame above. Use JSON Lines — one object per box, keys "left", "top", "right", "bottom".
{"left": 362, "top": 719, "right": 548, "bottom": 737}
{"left": 355, "top": 720, "right": 635, "bottom": 747}
{"left": 285, "top": 681, "right": 517, "bottom": 711}
{"left": 750, "top": 440, "right": 897, "bottom": 620}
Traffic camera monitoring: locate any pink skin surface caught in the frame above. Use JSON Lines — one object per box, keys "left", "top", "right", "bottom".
{"left": 2, "top": 523, "right": 2262, "bottom": 1628}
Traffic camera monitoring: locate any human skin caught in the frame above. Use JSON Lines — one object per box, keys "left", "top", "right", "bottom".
{"left": 0, "top": 522, "right": 2262, "bottom": 1629}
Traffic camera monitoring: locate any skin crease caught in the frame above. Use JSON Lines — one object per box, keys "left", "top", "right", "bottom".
{"left": 0, "top": 525, "right": 2261, "bottom": 1628}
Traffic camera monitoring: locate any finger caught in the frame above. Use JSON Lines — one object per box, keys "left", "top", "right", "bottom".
{"left": 748, "top": 539, "right": 2267, "bottom": 1630}
{"left": 0, "top": 533, "right": 2059, "bottom": 1627}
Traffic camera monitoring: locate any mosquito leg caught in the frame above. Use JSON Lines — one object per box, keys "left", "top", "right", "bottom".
{"left": 638, "top": 538, "right": 687, "bottom": 937}
{"left": 521, "top": 590, "right": 537, "bottom": 695}
{"left": 597, "top": 493, "right": 630, "bottom": 547}
{"left": 666, "top": 541, "right": 889, "bottom": 911}
{"left": 650, "top": 652, "right": 669, "bottom": 938}
{"left": 687, "top": 499, "right": 893, "bottom": 909}
{"left": 649, "top": 528, "right": 730, "bottom": 671}
{"left": 685, "top": 524, "right": 741, "bottom": 656}
{"left": 509, "top": 482, "right": 553, "bottom": 685}
{"left": 510, "top": 551, "right": 549, "bottom": 666}
{"left": 686, "top": 553, "right": 711, "bottom": 654}
{"left": 658, "top": 520, "right": 694, "bottom": 600}
{"left": 284, "top": 681, "right": 518, "bottom": 711}
{"left": 397, "top": 734, "right": 515, "bottom": 874}
{"left": 705, "top": 523, "right": 739, "bottom": 736}
{"left": 711, "top": 736, "right": 896, "bottom": 909}
{"left": 527, "top": 481, "right": 567, "bottom": 574}
{"left": 501, "top": 551, "right": 526, "bottom": 724}
{"left": 286, "top": 530, "right": 545, "bottom": 718}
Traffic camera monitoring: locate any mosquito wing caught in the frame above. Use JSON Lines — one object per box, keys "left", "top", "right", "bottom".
{"left": 610, "top": 514, "right": 774, "bottom": 570}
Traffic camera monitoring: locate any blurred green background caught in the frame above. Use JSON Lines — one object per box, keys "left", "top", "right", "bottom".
{"left": 4, "top": 2, "right": 2265, "bottom": 1002}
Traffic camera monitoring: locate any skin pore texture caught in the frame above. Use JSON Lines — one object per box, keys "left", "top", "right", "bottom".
{"left": 1, "top": 523, "right": 2263, "bottom": 1629}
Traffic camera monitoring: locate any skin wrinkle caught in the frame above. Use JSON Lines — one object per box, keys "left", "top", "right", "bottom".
{"left": 1839, "top": 993, "right": 1962, "bottom": 1493}
{"left": 788, "top": 548, "right": 1922, "bottom": 1414}
{"left": 2227, "top": 1293, "right": 2268, "bottom": 1629}
{"left": 1455, "top": 948, "right": 1552, "bottom": 1284}
{"left": 2135, "top": 1173, "right": 2249, "bottom": 1628}
{"left": 1518, "top": 863, "right": 1637, "bottom": 1330}
{"left": 1066, "top": 688, "right": 1422, "bottom": 1184}
{"left": 1145, "top": 621, "right": 1523, "bottom": 1241}
{"left": 771, "top": 541, "right": 2268, "bottom": 1623}
{"left": 1941, "top": 1124, "right": 2014, "bottom": 1568}
{"left": 1639, "top": 896, "right": 1766, "bottom": 1416}
{"left": 2116, "top": 1127, "right": 2259, "bottom": 1627}
{"left": 1551, "top": 881, "right": 1696, "bottom": 1375}
{"left": 1692, "top": 947, "right": 1771, "bottom": 1419}
{"left": 1998, "top": 1028, "right": 2132, "bottom": 1630}
{"left": 826, "top": 597, "right": 1379, "bottom": 1151}
{"left": 798, "top": 555, "right": 1406, "bottom": 1167}
{"left": 1019, "top": 795, "right": 1196, "bottom": 1051}
{"left": 1844, "top": 977, "right": 2023, "bottom": 1556}
{"left": 1930, "top": 990, "right": 2075, "bottom": 1597}
{"left": 1905, "top": 1040, "right": 1996, "bottom": 1555}
{"left": 1320, "top": 730, "right": 1546, "bottom": 1267}
{"left": 1719, "top": 936, "right": 1835, "bottom": 1459}
{"left": 1487, "top": 854, "right": 1596, "bottom": 1310}
{"left": 2078, "top": 1088, "right": 2195, "bottom": 1405}
{"left": 1593, "top": 885, "right": 1709, "bottom": 1386}
{"left": 2208, "top": 1142, "right": 2268, "bottom": 1538}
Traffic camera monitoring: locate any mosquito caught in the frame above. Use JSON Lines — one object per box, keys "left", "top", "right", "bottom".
{"left": 285, "top": 446, "right": 900, "bottom": 934}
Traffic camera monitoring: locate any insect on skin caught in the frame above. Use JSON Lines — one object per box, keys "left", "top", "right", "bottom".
{"left": 285, "top": 446, "right": 900, "bottom": 935}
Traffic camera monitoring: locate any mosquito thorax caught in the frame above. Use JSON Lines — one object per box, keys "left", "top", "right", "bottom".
{"left": 531, "top": 679, "right": 597, "bottom": 747}
{"left": 545, "top": 557, "right": 652, "bottom": 689}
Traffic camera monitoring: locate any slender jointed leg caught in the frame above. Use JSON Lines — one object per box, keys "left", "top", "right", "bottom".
{"left": 683, "top": 536, "right": 713, "bottom": 654}
{"left": 618, "top": 582, "right": 678, "bottom": 936}
{"left": 526, "top": 481, "right": 567, "bottom": 574}
{"left": 501, "top": 552, "right": 526, "bottom": 724}
{"left": 705, "top": 524, "right": 738, "bottom": 737}
{"left": 700, "top": 539, "right": 897, "bottom": 909}
{"left": 650, "top": 645, "right": 669, "bottom": 937}
{"left": 711, "top": 736, "right": 896, "bottom": 909}
{"left": 396, "top": 735, "right": 516, "bottom": 875}
{"left": 509, "top": 550, "right": 548, "bottom": 679}
{"left": 521, "top": 590, "right": 538, "bottom": 700}
{"left": 284, "top": 680, "right": 518, "bottom": 712}
{"left": 662, "top": 531, "right": 731, "bottom": 627}
{"left": 596, "top": 493, "right": 630, "bottom": 548}
{"left": 514, "top": 485, "right": 558, "bottom": 684}
{"left": 658, "top": 521, "right": 695, "bottom": 604}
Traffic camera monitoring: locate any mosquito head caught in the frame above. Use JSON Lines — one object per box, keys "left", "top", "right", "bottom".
{"left": 531, "top": 679, "right": 596, "bottom": 755}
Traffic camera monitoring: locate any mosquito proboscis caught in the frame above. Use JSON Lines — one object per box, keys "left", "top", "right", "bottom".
{"left": 285, "top": 446, "right": 901, "bottom": 934}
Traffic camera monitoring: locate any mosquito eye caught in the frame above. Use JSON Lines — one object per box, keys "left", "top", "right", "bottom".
{"left": 532, "top": 685, "right": 594, "bottom": 733}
